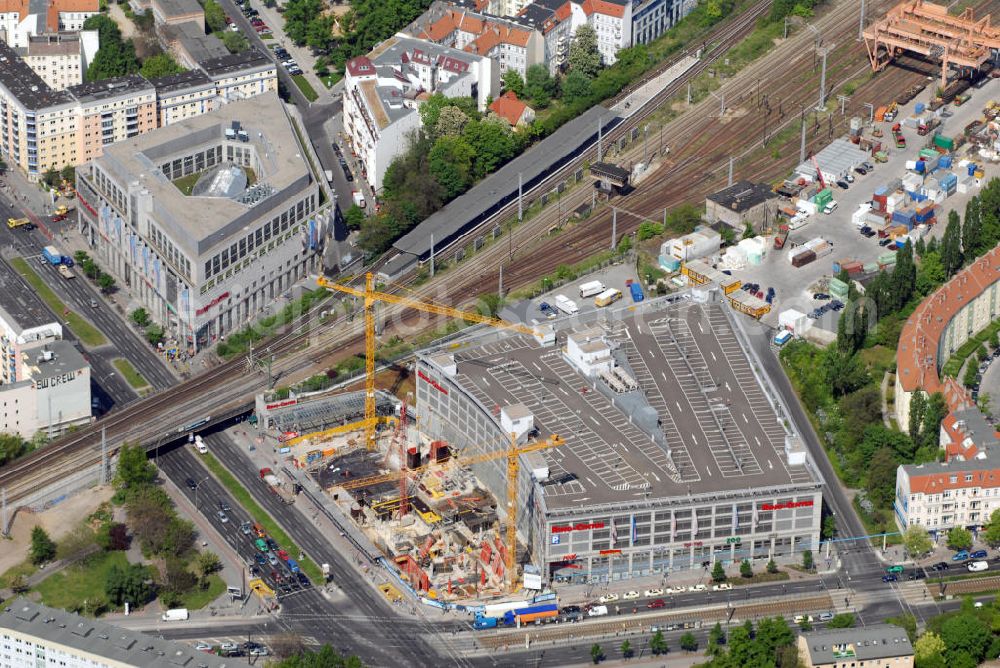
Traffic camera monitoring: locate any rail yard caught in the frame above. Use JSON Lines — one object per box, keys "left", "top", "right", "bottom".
{"left": 0, "top": 0, "right": 998, "bottom": 665}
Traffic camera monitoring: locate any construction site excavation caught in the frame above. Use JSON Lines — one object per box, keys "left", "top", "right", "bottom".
{"left": 257, "top": 288, "right": 825, "bottom": 604}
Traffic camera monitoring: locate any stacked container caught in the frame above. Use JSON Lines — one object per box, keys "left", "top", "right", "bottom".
{"left": 814, "top": 189, "right": 833, "bottom": 208}
{"left": 933, "top": 134, "right": 955, "bottom": 151}
{"left": 841, "top": 261, "right": 864, "bottom": 277}
{"left": 892, "top": 208, "right": 916, "bottom": 230}
{"left": 829, "top": 278, "right": 849, "bottom": 301}
{"left": 866, "top": 210, "right": 889, "bottom": 227}
{"left": 872, "top": 186, "right": 888, "bottom": 213}
{"left": 878, "top": 252, "right": 897, "bottom": 270}
{"left": 938, "top": 155, "right": 953, "bottom": 170}
{"left": 805, "top": 237, "right": 832, "bottom": 258}
{"left": 790, "top": 248, "right": 816, "bottom": 267}
{"left": 938, "top": 173, "right": 958, "bottom": 195}
{"left": 914, "top": 203, "right": 936, "bottom": 225}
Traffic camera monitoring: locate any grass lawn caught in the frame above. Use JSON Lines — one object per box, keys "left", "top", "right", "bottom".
{"left": 112, "top": 358, "right": 149, "bottom": 389}
{"left": 0, "top": 560, "right": 39, "bottom": 589}
{"left": 859, "top": 345, "right": 896, "bottom": 373}
{"left": 35, "top": 551, "right": 133, "bottom": 613}
{"left": 172, "top": 171, "right": 204, "bottom": 196}
{"left": 201, "top": 453, "right": 324, "bottom": 582}
{"left": 292, "top": 75, "right": 319, "bottom": 102}
{"left": 260, "top": 33, "right": 274, "bottom": 39}
{"left": 10, "top": 257, "right": 107, "bottom": 347}
{"left": 179, "top": 574, "right": 226, "bottom": 609}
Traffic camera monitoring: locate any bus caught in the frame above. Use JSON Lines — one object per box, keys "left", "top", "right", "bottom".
{"left": 594, "top": 289, "right": 622, "bottom": 307}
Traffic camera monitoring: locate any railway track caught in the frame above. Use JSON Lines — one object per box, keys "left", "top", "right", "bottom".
{"left": 472, "top": 593, "right": 834, "bottom": 649}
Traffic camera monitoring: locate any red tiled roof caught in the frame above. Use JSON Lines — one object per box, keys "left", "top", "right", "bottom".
{"left": 489, "top": 90, "right": 528, "bottom": 126}
{"left": 907, "top": 466, "right": 1000, "bottom": 494}
{"left": 424, "top": 14, "right": 457, "bottom": 42}
{"left": 0, "top": 0, "right": 28, "bottom": 18}
{"left": 346, "top": 56, "right": 375, "bottom": 78}
{"left": 581, "top": 0, "right": 626, "bottom": 18}
{"left": 942, "top": 412, "right": 981, "bottom": 461}
{"left": 506, "top": 27, "right": 531, "bottom": 47}
{"left": 554, "top": 1, "right": 571, "bottom": 20}
{"left": 466, "top": 28, "right": 501, "bottom": 56}
{"left": 897, "top": 245, "right": 1000, "bottom": 402}
{"left": 453, "top": 11, "right": 484, "bottom": 34}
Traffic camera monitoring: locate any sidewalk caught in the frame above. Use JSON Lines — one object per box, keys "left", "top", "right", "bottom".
{"left": 246, "top": 0, "right": 326, "bottom": 95}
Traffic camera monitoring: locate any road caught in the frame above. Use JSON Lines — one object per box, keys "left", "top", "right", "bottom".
{"left": 0, "top": 197, "right": 176, "bottom": 408}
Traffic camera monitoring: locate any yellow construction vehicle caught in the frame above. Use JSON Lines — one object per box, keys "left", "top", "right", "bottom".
{"left": 6, "top": 217, "right": 29, "bottom": 229}
{"left": 338, "top": 433, "right": 565, "bottom": 590}
{"left": 316, "top": 273, "right": 537, "bottom": 451}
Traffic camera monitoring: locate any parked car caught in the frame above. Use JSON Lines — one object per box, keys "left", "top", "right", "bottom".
{"left": 930, "top": 561, "right": 950, "bottom": 571}
{"left": 185, "top": 478, "right": 197, "bottom": 490}
{"left": 968, "top": 560, "right": 989, "bottom": 572}
{"left": 712, "top": 583, "right": 732, "bottom": 591}
{"left": 267, "top": 552, "right": 279, "bottom": 566}
{"left": 819, "top": 612, "right": 835, "bottom": 622}
{"left": 971, "top": 550, "right": 988, "bottom": 559}
{"left": 277, "top": 549, "right": 289, "bottom": 560}
{"left": 855, "top": 166, "right": 868, "bottom": 175}
{"left": 845, "top": 173, "right": 855, "bottom": 183}
{"left": 953, "top": 550, "right": 970, "bottom": 561}
{"left": 829, "top": 300, "right": 844, "bottom": 311}
{"left": 813, "top": 292, "right": 830, "bottom": 300}
{"left": 622, "top": 591, "right": 640, "bottom": 600}
{"left": 688, "top": 584, "right": 707, "bottom": 593}
{"left": 907, "top": 570, "right": 925, "bottom": 580}
{"left": 836, "top": 180, "right": 850, "bottom": 190}
{"left": 647, "top": 599, "right": 666, "bottom": 609}
{"left": 643, "top": 588, "right": 664, "bottom": 597}
{"left": 598, "top": 593, "right": 619, "bottom": 603}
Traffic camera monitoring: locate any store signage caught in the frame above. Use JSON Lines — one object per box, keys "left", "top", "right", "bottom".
{"left": 760, "top": 500, "right": 814, "bottom": 511}
{"left": 196, "top": 291, "right": 230, "bottom": 316}
{"left": 683, "top": 541, "right": 703, "bottom": 548}
{"left": 265, "top": 399, "right": 297, "bottom": 410}
{"left": 599, "top": 549, "right": 622, "bottom": 556}
{"left": 417, "top": 370, "right": 448, "bottom": 395}
{"left": 726, "top": 537, "right": 741, "bottom": 544}
{"left": 551, "top": 522, "right": 605, "bottom": 534}
{"left": 76, "top": 191, "right": 97, "bottom": 217}
{"left": 33, "top": 370, "right": 80, "bottom": 389}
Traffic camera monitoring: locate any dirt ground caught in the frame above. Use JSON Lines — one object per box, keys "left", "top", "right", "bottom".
{"left": 0, "top": 485, "right": 114, "bottom": 575}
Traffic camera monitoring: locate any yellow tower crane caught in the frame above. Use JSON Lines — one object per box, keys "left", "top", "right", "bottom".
{"left": 338, "top": 433, "right": 566, "bottom": 590}
{"left": 316, "top": 273, "right": 537, "bottom": 451}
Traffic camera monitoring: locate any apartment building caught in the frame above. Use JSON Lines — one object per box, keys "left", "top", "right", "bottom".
{"left": 20, "top": 31, "right": 98, "bottom": 90}
{"left": 76, "top": 93, "right": 328, "bottom": 349}
{"left": 0, "top": 599, "right": 232, "bottom": 668}
{"left": 797, "top": 625, "right": 913, "bottom": 668}
{"left": 0, "top": 0, "right": 99, "bottom": 48}
{"left": 418, "top": 7, "right": 543, "bottom": 77}
{"left": 149, "top": 69, "right": 216, "bottom": 126}
{"left": 0, "top": 39, "right": 277, "bottom": 180}
{"left": 150, "top": 0, "right": 204, "bottom": 30}
{"left": 70, "top": 74, "right": 158, "bottom": 165}
{"left": 343, "top": 34, "right": 497, "bottom": 192}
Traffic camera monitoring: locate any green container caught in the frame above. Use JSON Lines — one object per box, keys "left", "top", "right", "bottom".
{"left": 919, "top": 148, "right": 939, "bottom": 159}
{"left": 863, "top": 262, "right": 878, "bottom": 274}
{"left": 830, "top": 284, "right": 849, "bottom": 299}
{"left": 815, "top": 189, "right": 833, "bottom": 206}
{"left": 878, "top": 252, "right": 897, "bottom": 265}
{"left": 933, "top": 134, "right": 954, "bottom": 151}
{"left": 829, "top": 277, "right": 848, "bottom": 293}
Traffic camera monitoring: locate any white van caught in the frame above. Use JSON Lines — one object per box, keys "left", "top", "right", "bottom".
{"left": 823, "top": 201, "right": 839, "bottom": 215}
{"left": 554, "top": 294, "right": 579, "bottom": 315}
{"left": 194, "top": 435, "right": 208, "bottom": 454}
{"left": 579, "top": 281, "right": 605, "bottom": 298}
{"left": 967, "top": 560, "right": 989, "bottom": 572}
{"left": 588, "top": 605, "right": 609, "bottom": 617}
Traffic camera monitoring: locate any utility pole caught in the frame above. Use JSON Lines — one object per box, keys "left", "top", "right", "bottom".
{"left": 611, "top": 208, "right": 617, "bottom": 250}
{"left": 858, "top": 0, "right": 866, "bottom": 41}
{"left": 816, "top": 46, "right": 831, "bottom": 111}
{"left": 862, "top": 102, "right": 874, "bottom": 124}
{"left": 498, "top": 263, "right": 504, "bottom": 296}
{"left": 663, "top": 208, "right": 667, "bottom": 227}
{"left": 728, "top": 157, "right": 734, "bottom": 187}
{"left": 800, "top": 110, "right": 807, "bottom": 164}
{"left": 100, "top": 427, "right": 108, "bottom": 486}
{"left": 643, "top": 124, "right": 648, "bottom": 165}
{"left": 1, "top": 488, "right": 7, "bottom": 538}
{"left": 517, "top": 172, "right": 523, "bottom": 223}
{"left": 837, "top": 95, "right": 850, "bottom": 115}
{"left": 597, "top": 118, "right": 603, "bottom": 162}
{"left": 686, "top": 83, "right": 691, "bottom": 105}
{"left": 430, "top": 234, "right": 435, "bottom": 277}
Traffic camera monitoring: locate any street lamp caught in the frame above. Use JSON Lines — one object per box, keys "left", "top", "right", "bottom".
{"left": 194, "top": 474, "right": 211, "bottom": 507}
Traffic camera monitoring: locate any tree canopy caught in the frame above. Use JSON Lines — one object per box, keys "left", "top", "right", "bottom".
{"left": 83, "top": 15, "right": 139, "bottom": 81}
{"left": 140, "top": 53, "right": 185, "bottom": 80}
{"left": 568, "top": 24, "right": 602, "bottom": 78}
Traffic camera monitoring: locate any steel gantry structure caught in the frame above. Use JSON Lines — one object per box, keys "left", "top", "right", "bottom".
{"left": 862, "top": 0, "right": 1000, "bottom": 87}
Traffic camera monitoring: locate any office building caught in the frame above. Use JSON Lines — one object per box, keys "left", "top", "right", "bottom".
{"left": 797, "top": 624, "right": 913, "bottom": 668}
{"left": 76, "top": 93, "right": 328, "bottom": 349}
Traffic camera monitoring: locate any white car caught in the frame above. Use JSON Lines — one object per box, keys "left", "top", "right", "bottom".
{"left": 598, "top": 593, "right": 619, "bottom": 603}
{"left": 688, "top": 584, "right": 707, "bottom": 592}
{"left": 643, "top": 588, "right": 664, "bottom": 598}
{"left": 622, "top": 591, "right": 640, "bottom": 601}
{"left": 793, "top": 615, "right": 814, "bottom": 624}
{"left": 712, "top": 583, "right": 732, "bottom": 591}
{"left": 967, "top": 560, "right": 989, "bottom": 572}
{"left": 665, "top": 586, "right": 684, "bottom": 594}
{"left": 194, "top": 643, "right": 213, "bottom": 652}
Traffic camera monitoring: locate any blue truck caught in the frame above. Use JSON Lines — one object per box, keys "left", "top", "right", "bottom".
{"left": 287, "top": 559, "right": 300, "bottom": 573}
{"left": 42, "top": 245, "right": 74, "bottom": 266}
{"left": 473, "top": 603, "right": 558, "bottom": 629}
{"left": 628, "top": 282, "right": 645, "bottom": 303}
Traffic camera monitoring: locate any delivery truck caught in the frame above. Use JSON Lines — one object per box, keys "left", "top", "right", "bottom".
{"left": 161, "top": 608, "right": 189, "bottom": 621}
{"left": 594, "top": 288, "right": 622, "bottom": 307}
{"left": 41, "top": 245, "right": 74, "bottom": 266}
{"left": 554, "top": 295, "right": 578, "bottom": 314}
{"left": 578, "top": 281, "right": 605, "bottom": 298}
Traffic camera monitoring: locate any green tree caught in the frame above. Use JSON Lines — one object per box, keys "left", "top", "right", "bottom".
{"left": 908, "top": 390, "right": 927, "bottom": 443}
{"left": 82, "top": 16, "right": 139, "bottom": 82}
{"left": 679, "top": 632, "right": 698, "bottom": 652}
{"left": 29, "top": 526, "right": 56, "bottom": 564}
{"left": 903, "top": 525, "right": 933, "bottom": 556}
{"left": 115, "top": 442, "right": 156, "bottom": 490}
{"left": 709, "top": 621, "right": 725, "bottom": 648}
{"left": 822, "top": 514, "right": 838, "bottom": 540}
{"left": 146, "top": 325, "right": 165, "bottom": 346}
{"left": 502, "top": 69, "right": 525, "bottom": 98}
{"left": 305, "top": 14, "right": 336, "bottom": 52}
{"left": 712, "top": 560, "right": 726, "bottom": 582}
{"left": 435, "top": 106, "right": 470, "bottom": 138}
{"left": 799, "top": 617, "right": 813, "bottom": 631}
{"left": 766, "top": 558, "right": 778, "bottom": 574}
{"left": 590, "top": 643, "right": 604, "bottom": 664}
{"left": 463, "top": 118, "right": 515, "bottom": 179}
{"left": 104, "top": 562, "right": 152, "bottom": 606}
{"left": 637, "top": 221, "right": 664, "bottom": 240}
{"left": 983, "top": 509, "right": 1000, "bottom": 547}
{"left": 962, "top": 197, "right": 983, "bottom": 260}
{"left": 947, "top": 526, "right": 973, "bottom": 551}
{"left": 98, "top": 272, "right": 116, "bottom": 293}
{"left": 915, "top": 631, "right": 947, "bottom": 666}
{"left": 477, "top": 293, "right": 504, "bottom": 318}
{"left": 42, "top": 167, "right": 59, "bottom": 188}
{"left": 140, "top": 53, "right": 184, "bottom": 79}
{"left": 940, "top": 614, "right": 990, "bottom": 664}
{"left": 273, "top": 645, "right": 364, "bottom": 667}
{"left": 9, "top": 574, "right": 28, "bottom": 594}
{"left": 649, "top": 629, "right": 668, "bottom": 655}
{"left": 866, "top": 447, "right": 900, "bottom": 507}
{"left": 568, "top": 24, "right": 602, "bottom": 78}
{"left": 739, "top": 559, "right": 753, "bottom": 578}
{"left": 0, "top": 433, "right": 29, "bottom": 467}
{"left": 130, "top": 308, "right": 151, "bottom": 328}
{"left": 221, "top": 29, "right": 248, "bottom": 53}
{"left": 282, "top": 0, "right": 324, "bottom": 45}
{"left": 193, "top": 551, "right": 222, "bottom": 580}
{"left": 620, "top": 639, "right": 633, "bottom": 659}
{"left": 525, "top": 64, "right": 556, "bottom": 108}
{"left": 828, "top": 613, "right": 855, "bottom": 628}
{"left": 802, "top": 549, "right": 814, "bottom": 570}
{"left": 203, "top": 0, "right": 226, "bottom": 32}
{"left": 562, "top": 70, "right": 593, "bottom": 105}
{"left": 941, "top": 210, "right": 963, "bottom": 277}
{"left": 60, "top": 165, "right": 75, "bottom": 184}
{"left": 428, "top": 135, "right": 474, "bottom": 199}
{"left": 343, "top": 205, "right": 365, "bottom": 231}
{"left": 920, "top": 392, "right": 947, "bottom": 453}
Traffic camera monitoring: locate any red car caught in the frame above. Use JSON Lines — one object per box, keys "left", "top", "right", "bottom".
{"left": 647, "top": 599, "right": 666, "bottom": 609}
{"left": 277, "top": 549, "right": 289, "bottom": 561}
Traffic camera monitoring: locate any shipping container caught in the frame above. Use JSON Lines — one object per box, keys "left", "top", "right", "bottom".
{"left": 791, "top": 250, "right": 816, "bottom": 267}
{"left": 42, "top": 246, "right": 62, "bottom": 265}
{"left": 629, "top": 282, "right": 645, "bottom": 302}
{"left": 933, "top": 134, "right": 955, "bottom": 151}
{"left": 554, "top": 295, "right": 579, "bottom": 314}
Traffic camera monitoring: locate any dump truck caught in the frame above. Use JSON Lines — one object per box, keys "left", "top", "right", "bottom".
{"left": 57, "top": 265, "right": 74, "bottom": 279}
{"left": 7, "top": 217, "right": 29, "bottom": 229}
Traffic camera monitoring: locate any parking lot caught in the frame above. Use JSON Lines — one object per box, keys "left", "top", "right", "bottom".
{"left": 734, "top": 83, "right": 999, "bottom": 333}
{"left": 503, "top": 261, "right": 641, "bottom": 324}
